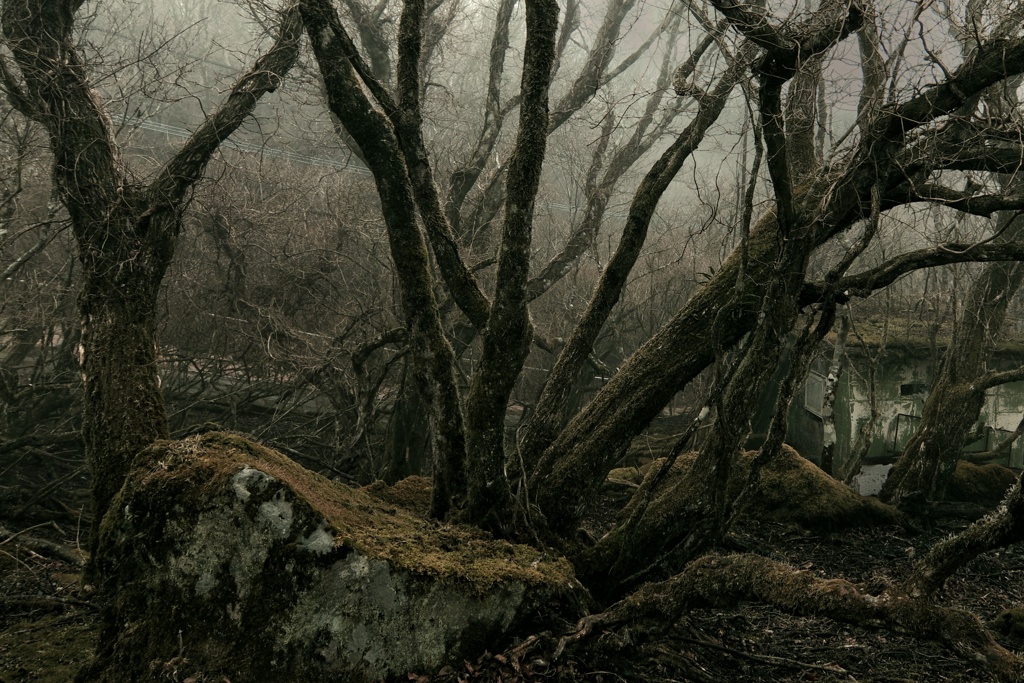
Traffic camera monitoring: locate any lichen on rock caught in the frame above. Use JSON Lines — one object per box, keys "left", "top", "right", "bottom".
{"left": 82, "top": 433, "right": 577, "bottom": 683}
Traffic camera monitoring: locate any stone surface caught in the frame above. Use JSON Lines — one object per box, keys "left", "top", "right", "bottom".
{"left": 84, "top": 433, "right": 577, "bottom": 683}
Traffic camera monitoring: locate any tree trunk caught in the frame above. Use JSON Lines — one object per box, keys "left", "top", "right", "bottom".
{"left": 532, "top": 216, "right": 775, "bottom": 535}
{"left": 302, "top": 0, "right": 469, "bottom": 519}
{"left": 820, "top": 311, "right": 850, "bottom": 475}
{"left": 462, "top": 0, "right": 559, "bottom": 532}
{"left": 881, "top": 382, "right": 987, "bottom": 510}
{"left": 519, "top": 50, "right": 750, "bottom": 476}
{"left": 578, "top": 237, "right": 809, "bottom": 596}
{"left": 78, "top": 207, "right": 174, "bottom": 550}
{"left": 2, "top": 0, "right": 302, "bottom": 564}
{"left": 882, "top": 218, "right": 1024, "bottom": 509}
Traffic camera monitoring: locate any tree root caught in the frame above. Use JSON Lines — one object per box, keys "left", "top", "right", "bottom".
{"left": 908, "top": 470, "right": 1024, "bottom": 597}
{"left": 558, "top": 553, "right": 1023, "bottom": 682}
{"left": 0, "top": 524, "right": 86, "bottom": 567}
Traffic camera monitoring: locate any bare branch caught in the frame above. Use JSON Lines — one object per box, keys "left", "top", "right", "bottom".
{"left": 803, "top": 241, "right": 1024, "bottom": 301}
{"left": 147, "top": 4, "right": 303, "bottom": 213}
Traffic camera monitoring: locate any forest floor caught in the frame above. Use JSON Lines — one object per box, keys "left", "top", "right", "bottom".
{"left": 1, "top": 512, "right": 1021, "bottom": 682}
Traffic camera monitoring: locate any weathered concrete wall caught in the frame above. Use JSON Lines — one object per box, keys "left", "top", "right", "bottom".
{"left": 83, "top": 433, "right": 578, "bottom": 683}
{"left": 790, "top": 349, "right": 1024, "bottom": 479}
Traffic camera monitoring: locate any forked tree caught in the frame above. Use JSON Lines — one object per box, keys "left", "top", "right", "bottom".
{"left": 7, "top": 0, "right": 1024, "bottom": 679}
{"left": 0, "top": 0, "right": 304, "bottom": 563}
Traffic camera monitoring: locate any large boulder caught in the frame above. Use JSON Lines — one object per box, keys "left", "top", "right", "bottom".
{"left": 82, "top": 433, "right": 577, "bottom": 683}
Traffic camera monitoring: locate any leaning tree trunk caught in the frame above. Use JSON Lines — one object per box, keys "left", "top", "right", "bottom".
{"left": 532, "top": 30, "right": 1024, "bottom": 535}
{"left": 881, "top": 382, "right": 987, "bottom": 511}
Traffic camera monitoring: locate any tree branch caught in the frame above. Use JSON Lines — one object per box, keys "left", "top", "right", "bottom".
{"left": 147, "top": 3, "right": 303, "bottom": 213}
{"left": 974, "top": 366, "right": 1024, "bottom": 393}
{"left": 803, "top": 241, "right": 1024, "bottom": 302}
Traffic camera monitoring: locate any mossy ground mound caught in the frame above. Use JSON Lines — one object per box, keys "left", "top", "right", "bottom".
{"left": 733, "top": 446, "right": 903, "bottom": 529}
{"left": 363, "top": 475, "right": 433, "bottom": 517}
{"left": 618, "top": 445, "right": 902, "bottom": 531}
{"left": 83, "top": 433, "right": 577, "bottom": 683}
{"left": 946, "top": 461, "right": 1019, "bottom": 507}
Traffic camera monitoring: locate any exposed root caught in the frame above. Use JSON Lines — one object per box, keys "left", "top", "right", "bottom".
{"left": 558, "top": 552, "right": 1024, "bottom": 682}
{"left": 908, "top": 470, "right": 1024, "bottom": 597}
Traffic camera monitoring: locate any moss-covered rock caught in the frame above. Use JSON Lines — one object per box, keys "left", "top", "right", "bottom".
{"left": 363, "top": 475, "right": 433, "bottom": 517}
{"left": 617, "top": 446, "right": 903, "bottom": 531}
{"left": 945, "top": 462, "right": 1019, "bottom": 507}
{"left": 83, "top": 433, "right": 577, "bottom": 683}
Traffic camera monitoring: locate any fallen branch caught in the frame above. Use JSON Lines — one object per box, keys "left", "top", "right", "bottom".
{"left": 559, "top": 553, "right": 1023, "bottom": 681}
{"left": 0, "top": 524, "right": 86, "bottom": 567}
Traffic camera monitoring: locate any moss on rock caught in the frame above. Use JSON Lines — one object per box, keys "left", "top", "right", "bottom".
{"left": 83, "top": 433, "right": 577, "bottom": 683}
{"left": 945, "top": 462, "right": 1019, "bottom": 507}
{"left": 616, "top": 445, "right": 903, "bottom": 531}
{"left": 363, "top": 475, "right": 433, "bottom": 518}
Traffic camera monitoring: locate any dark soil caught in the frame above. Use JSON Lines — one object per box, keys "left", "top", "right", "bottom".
{"left": 0, "top": 524, "right": 96, "bottom": 683}
{"left": 1, "top": 510, "right": 1021, "bottom": 682}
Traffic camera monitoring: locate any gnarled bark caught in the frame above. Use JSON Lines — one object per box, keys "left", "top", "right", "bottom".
{"left": 1, "top": 0, "right": 303, "bottom": 557}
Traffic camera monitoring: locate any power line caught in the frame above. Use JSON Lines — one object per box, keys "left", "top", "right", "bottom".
{"left": 114, "top": 114, "right": 616, "bottom": 217}
{"left": 114, "top": 114, "right": 373, "bottom": 176}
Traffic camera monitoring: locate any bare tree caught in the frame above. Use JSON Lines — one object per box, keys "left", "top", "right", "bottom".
{"left": 0, "top": 0, "right": 303, "bottom": 562}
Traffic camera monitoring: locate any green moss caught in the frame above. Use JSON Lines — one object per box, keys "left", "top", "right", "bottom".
{"left": 946, "top": 462, "right": 1018, "bottom": 506}
{"left": 614, "top": 445, "right": 903, "bottom": 531}
{"left": 363, "top": 476, "right": 433, "bottom": 518}
{"left": 734, "top": 446, "right": 904, "bottom": 529}
{"left": 123, "top": 432, "right": 573, "bottom": 592}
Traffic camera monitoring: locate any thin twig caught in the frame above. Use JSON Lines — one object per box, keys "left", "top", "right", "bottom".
{"left": 670, "top": 636, "right": 853, "bottom": 676}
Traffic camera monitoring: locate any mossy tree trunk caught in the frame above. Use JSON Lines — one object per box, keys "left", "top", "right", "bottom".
{"left": 532, "top": 20, "right": 1024, "bottom": 538}
{"left": 519, "top": 43, "right": 753, "bottom": 478}
{"left": 461, "top": 0, "right": 559, "bottom": 532}
{"left": 572, "top": 27, "right": 843, "bottom": 593}
{"left": 302, "top": 0, "right": 470, "bottom": 519}
{"left": 1, "top": 0, "right": 303, "bottom": 558}
{"left": 578, "top": 243, "right": 810, "bottom": 598}
{"left": 882, "top": 168, "right": 1024, "bottom": 509}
